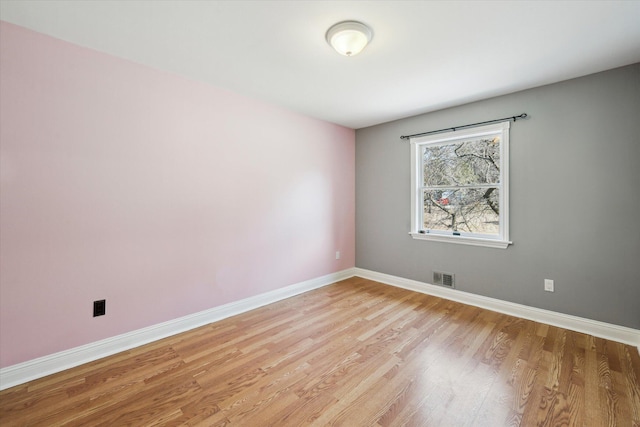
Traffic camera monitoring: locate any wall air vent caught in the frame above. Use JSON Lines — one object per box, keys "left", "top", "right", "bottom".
{"left": 433, "top": 271, "right": 455, "bottom": 288}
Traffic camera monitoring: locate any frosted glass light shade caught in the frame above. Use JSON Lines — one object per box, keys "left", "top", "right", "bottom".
{"left": 326, "top": 21, "right": 372, "bottom": 56}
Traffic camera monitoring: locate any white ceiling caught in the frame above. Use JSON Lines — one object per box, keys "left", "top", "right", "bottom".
{"left": 1, "top": 1, "right": 639, "bottom": 129}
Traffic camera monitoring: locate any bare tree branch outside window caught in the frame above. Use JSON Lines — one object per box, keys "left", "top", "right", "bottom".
{"left": 422, "top": 136, "right": 501, "bottom": 234}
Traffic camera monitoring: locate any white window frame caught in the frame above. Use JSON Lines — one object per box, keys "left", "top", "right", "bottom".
{"left": 409, "top": 121, "right": 511, "bottom": 249}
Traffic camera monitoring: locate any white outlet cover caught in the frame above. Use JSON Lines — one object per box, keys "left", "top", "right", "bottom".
{"left": 544, "top": 279, "right": 554, "bottom": 292}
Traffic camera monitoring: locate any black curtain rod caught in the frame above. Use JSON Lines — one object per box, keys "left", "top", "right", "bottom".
{"left": 400, "top": 113, "right": 528, "bottom": 140}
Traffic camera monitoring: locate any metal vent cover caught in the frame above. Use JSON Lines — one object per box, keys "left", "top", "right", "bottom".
{"left": 433, "top": 271, "right": 455, "bottom": 288}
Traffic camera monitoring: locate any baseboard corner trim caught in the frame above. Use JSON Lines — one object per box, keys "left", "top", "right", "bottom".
{"left": 0, "top": 267, "right": 357, "bottom": 391}
{"left": 353, "top": 267, "right": 640, "bottom": 349}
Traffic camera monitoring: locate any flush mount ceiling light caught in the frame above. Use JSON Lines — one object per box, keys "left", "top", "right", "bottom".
{"left": 326, "top": 21, "right": 372, "bottom": 57}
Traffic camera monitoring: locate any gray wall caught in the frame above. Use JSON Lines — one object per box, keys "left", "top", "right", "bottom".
{"left": 356, "top": 63, "right": 640, "bottom": 329}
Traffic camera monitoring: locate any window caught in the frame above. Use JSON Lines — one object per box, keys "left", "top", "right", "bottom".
{"left": 409, "top": 121, "right": 511, "bottom": 248}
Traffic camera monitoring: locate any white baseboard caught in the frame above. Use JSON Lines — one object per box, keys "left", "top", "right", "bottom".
{"left": 0, "top": 268, "right": 357, "bottom": 391}
{"left": 354, "top": 268, "right": 640, "bottom": 351}
{"left": 3, "top": 266, "right": 637, "bottom": 390}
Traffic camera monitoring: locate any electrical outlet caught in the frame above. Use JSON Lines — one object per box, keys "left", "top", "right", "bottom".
{"left": 335, "top": 251, "right": 340, "bottom": 260}
{"left": 93, "top": 299, "right": 106, "bottom": 317}
{"left": 544, "top": 279, "right": 554, "bottom": 292}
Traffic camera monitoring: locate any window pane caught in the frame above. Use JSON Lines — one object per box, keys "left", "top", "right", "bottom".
{"left": 423, "top": 188, "right": 499, "bottom": 234}
{"left": 423, "top": 136, "right": 501, "bottom": 187}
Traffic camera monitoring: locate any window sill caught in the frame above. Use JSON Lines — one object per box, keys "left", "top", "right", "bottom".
{"left": 409, "top": 232, "right": 511, "bottom": 249}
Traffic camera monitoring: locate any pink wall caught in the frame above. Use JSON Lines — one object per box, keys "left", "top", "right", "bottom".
{"left": 0, "top": 22, "right": 355, "bottom": 368}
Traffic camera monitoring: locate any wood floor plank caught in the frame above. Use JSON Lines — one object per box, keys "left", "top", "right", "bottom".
{"left": 623, "top": 346, "right": 640, "bottom": 426}
{"left": 1, "top": 278, "right": 639, "bottom": 426}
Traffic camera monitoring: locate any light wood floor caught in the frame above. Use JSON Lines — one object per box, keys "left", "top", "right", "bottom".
{"left": 1, "top": 277, "right": 639, "bottom": 426}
